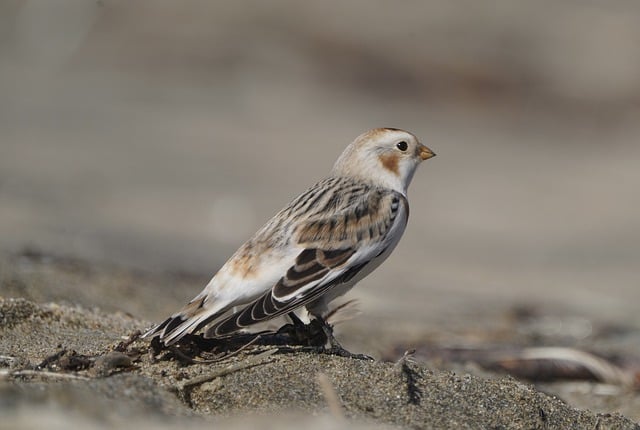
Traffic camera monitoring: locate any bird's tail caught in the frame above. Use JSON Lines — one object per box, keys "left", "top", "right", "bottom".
{"left": 142, "top": 294, "right": 227, "bottom": 346}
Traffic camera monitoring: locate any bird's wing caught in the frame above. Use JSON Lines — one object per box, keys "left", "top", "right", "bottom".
{"left": 206, "top": 187, "right": 408, "bottom": 337}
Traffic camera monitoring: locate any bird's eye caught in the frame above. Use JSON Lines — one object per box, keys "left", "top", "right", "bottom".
{"left": 396, "top": 141, "right": 408, "bottom": 151}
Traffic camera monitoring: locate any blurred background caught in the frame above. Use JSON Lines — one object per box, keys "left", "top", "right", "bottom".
{"left": 1, "top": 0, "right": 639, "bottom": 329}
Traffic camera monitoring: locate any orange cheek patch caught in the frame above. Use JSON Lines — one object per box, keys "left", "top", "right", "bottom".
{"left": 379, "top": 153, "right": 400, "bottom": 175}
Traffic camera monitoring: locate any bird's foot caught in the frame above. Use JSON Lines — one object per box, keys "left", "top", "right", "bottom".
{"left": 315, "top": 317, "right": 374, "bottom": 361}
{"left": 276, "top": 314, "right": 373, "bottom": 360}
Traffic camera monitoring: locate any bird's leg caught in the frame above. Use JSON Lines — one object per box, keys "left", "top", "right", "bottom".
{"left": 286, "top": 311, "right": 311, "bottom": 342}
{"left": 279, "top": 312, "right": 324, "bottom": 346}
{"left": 315, "top": 316, "right": 373, "bottom": 361}
{"left": 287, "top": 312, "right": 306, "bottom": 328}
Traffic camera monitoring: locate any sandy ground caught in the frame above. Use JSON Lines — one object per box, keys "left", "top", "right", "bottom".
{"left": 2, "top": 251, "right": 640, "bottom": 429}
{"left": 2, "top": 1, "right": 640, "bottom": 428}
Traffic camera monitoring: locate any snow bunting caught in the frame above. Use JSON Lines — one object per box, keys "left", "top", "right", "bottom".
{"left": 144, "top": 128, "right": 435, "bottom": 346}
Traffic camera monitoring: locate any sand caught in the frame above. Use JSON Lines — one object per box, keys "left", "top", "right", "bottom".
{"left": 1, "top": 251, "right": 638, "bottom": 429}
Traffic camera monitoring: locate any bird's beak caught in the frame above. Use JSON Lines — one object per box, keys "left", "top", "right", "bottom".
{"left": 418, "top": 144, "right": 436, "bottom": 160}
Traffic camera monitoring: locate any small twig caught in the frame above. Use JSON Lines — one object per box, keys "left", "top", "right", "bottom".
{"left": 114, "top": 330, "right": 142, "bottom": 352}
{"left": 396, "top": 349, "right": 423, "bottom": 405}
{"left": 317, "top": 372, "right": 344, "bottom": 420}
{"left": 178, "top": 349, "right": 277, "bottom": 390}
{"left": 0, "top": 369, "right": 90, "bottom": 381}
{"left": 518, "top": 347, "right": 635, "bottom": 387}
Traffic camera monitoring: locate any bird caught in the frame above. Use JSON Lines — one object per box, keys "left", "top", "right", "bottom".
{"left": 143, "top": 128, "right": 435, "bottom": 351}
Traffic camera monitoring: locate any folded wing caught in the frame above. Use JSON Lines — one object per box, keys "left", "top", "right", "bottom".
{"left": 206, "top": 187, "right": 407, "bottom": 337}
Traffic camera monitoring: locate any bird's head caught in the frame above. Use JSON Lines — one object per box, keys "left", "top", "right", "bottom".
{"left": 332, "top": 128, "right": 435, "bottom": 194}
